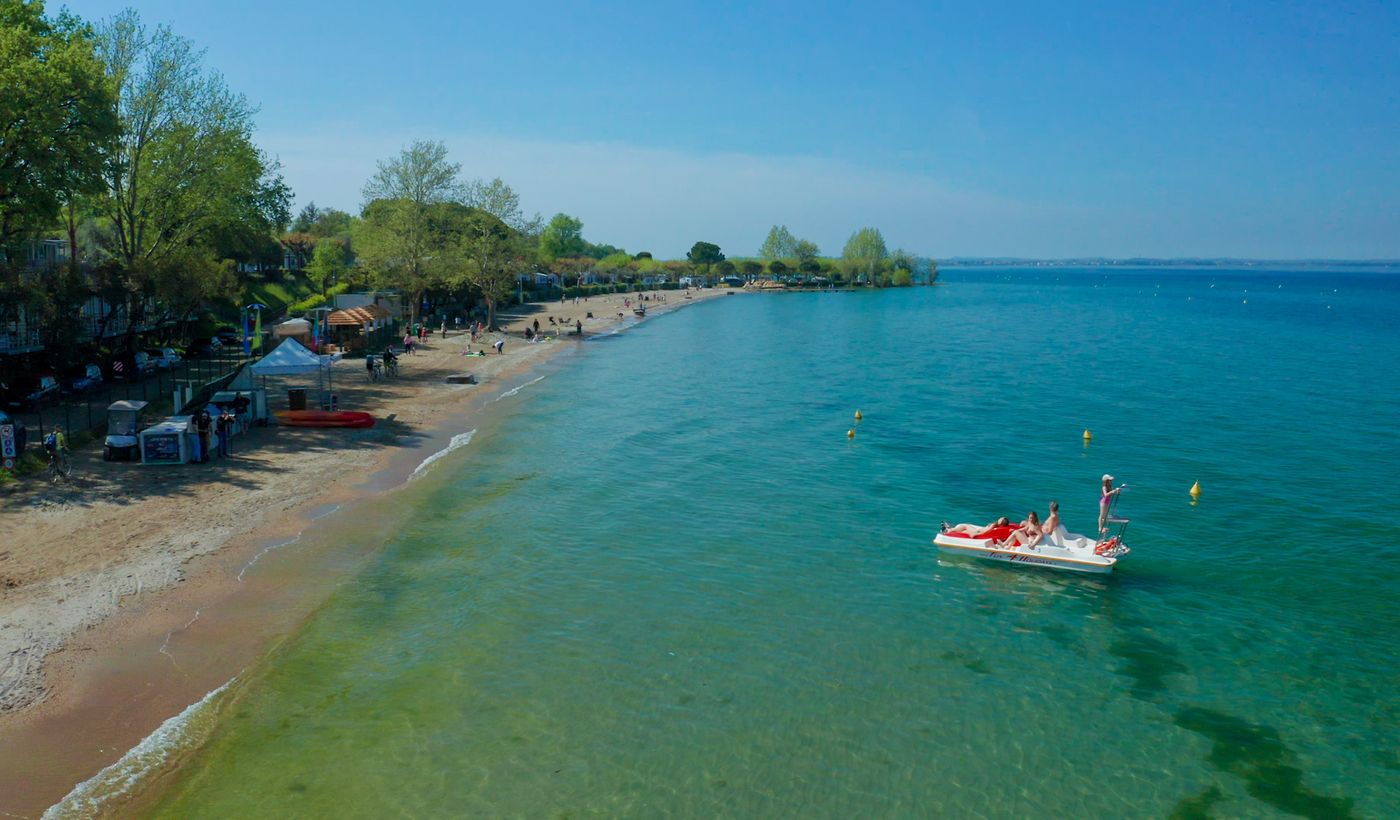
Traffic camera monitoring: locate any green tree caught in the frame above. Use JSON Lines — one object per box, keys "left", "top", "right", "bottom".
{"left": 584, "top": 242, "right": 621, "bottom": 260}
{"left": 538, "top": 213, "right": 585, "bottom": 262}
{"left": 93, "top": 9, "right": 286, "bottom": 349}
{"left": 841, "top": 227, "right": 888, "bottom": 284}
{"left": 794, "top": 239, "right": 820, "bottom": 265}
{"left": 633, "top": 251, "right": 652, "bottom": 260}
{"left": 466, "top": 177, "right": 541, "bottom": 235}
{"left": 687, "top": 241, "right": 724, "bottom": 281}
{"left": 758, "top": 225, "right": 797, "bottom": 261}
{"left": 715, "top": 259, "right": 736, "bottom": 279}
{"left": 889, "top": 248, "right": 915, "bottom": 287}
{"left": 305, "top": 238, "right": 347, "bottom": 295}
{"left": 739, "top": 260, "right": 763, "bottom": 279}
{"left": 362, "top": 139, "right": 465, "bottom": 205}
{"left": 461, "top": 210, "right": 526, "bottom": 330}
{"left": 356, "top": 140, "right": 468, "bottom": 325}
{"left": 291, "top": 201, "right": 322, "bottom": 233}
{"left": 768, "top": 260, "right": 789, "bottom": 278}
{"left": 0, "top": 1, "right": 117, "bottom": 247}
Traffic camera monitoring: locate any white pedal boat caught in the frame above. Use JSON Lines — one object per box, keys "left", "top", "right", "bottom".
{"left": 933, "top": 523, "right": 1129, "bottom": 574}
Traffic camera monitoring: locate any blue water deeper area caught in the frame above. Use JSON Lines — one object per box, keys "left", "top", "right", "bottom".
{"left": 149, "top": 268, "right": 1400, "bottom": 817}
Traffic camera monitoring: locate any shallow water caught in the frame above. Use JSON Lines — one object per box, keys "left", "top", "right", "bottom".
{"left": 137, "top": 269, "right": 1399, "bottom": 817}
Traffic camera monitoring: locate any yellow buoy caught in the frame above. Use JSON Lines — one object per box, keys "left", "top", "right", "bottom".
{"left": 854, "top": 410, "right": 863, "bottom": 421}
{"left": 847, "top": 429, "right": 855, "bottom": 439}
{"left": 1082, "top": 429, "right": 1092, "bottom": 441}
{"left": 1190, "top": 481, "right": 1201, "bottom": 499}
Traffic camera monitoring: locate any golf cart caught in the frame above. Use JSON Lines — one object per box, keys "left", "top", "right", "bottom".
{"left": 104, "top": 400, "right": 149, "bottom": 461}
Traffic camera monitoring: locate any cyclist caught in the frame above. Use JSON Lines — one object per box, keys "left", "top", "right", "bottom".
{"left": 43, "top": 425, "right": 70, "bottom": 481}
{"left": 365, "top": 353, "right": 377, "bottom": 381}
{"left": 382, "top": 346, "right": 399, "bottom": 377}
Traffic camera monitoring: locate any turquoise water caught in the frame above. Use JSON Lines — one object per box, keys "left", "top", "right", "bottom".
{"left": 147, "top": 269, "right": 1399, "bottom": 817}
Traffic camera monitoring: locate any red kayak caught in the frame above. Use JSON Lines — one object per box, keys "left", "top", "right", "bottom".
{"left": 276, "top": 410, "right": 375, "bottom": 428}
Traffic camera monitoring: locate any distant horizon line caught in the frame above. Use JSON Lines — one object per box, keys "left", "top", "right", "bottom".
{"left": 940, "top": 257, "right": 1400, "bottom": 266}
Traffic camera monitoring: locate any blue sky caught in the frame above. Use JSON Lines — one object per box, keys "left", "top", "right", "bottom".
{"left": 57, "top": 0, "right": 1400, "bottom": 258}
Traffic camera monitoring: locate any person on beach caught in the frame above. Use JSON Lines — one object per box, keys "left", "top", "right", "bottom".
{"left": 942, "top": 517, "right": 1011, "bottom": 536}
{"left": 575, "top": 319, "right": 583, "bottom": 336}
{"left": 533, "top": 319, "right": 540, "bottom": 336}
{"left": 996, "top": 511, "right": 1042, "bottom": 549}
{"left": 216, "top": 408, "right": 233, "bottom": 457}
{"left": 493, "top": 339, "right": 505, "bottom": 354}
{"left": 196, "top": 409, "right": 212, "bottom": 463}
{"left": 441, "top": 320, "right": 447, "bottom": 338}
{"left": 1099, "top": 475, "right": 1123, "bottom": 534}
{"left": 404, "top": 333, "right": 415, "bottom": 355}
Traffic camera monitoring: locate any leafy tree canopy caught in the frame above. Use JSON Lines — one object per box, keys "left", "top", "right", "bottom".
{"left": 362, "top": 140, "right": 465, "bottom": 206}
{"left": 758, "top": 225, "right": 797, "bottom": 260}
{"left": 538, "top": 213, "right": 585, "bottom": 261}
{"left": 795, "top": 239, "right": 820, "bottom": 264}
{"left": 842, "top": 227, "right": 888, "bottom": 281}
{"left": 687, "top": 241, "right": 724, "bottom": 267}
{"left": 0, "top": 0, "right": 117, "bottom": 246}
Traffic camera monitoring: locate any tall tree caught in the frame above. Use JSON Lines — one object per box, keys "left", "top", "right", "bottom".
{"left": 0, "top": 1, "right": 117, "bottom": 247}
{"left": 465, "top": 177, "right": 541, "bottom": 236}
{"left": 362, "top": 140, "right": 465, "bottom": 205}
{"left": 356, "top": 141, "right": 468, "bottom": 326}
{"left": 889, "top": 248, "right": 916, "bottom": 287}
{"left": 538, "top": 213, "right": 585, "bottom": 261}
{"left": 305, "top": 238, "right": 347, "bottom": 296}
{"left": 93, "top": 10, "right": 285, "bottom": 347}
{"left": 758, "top": 225, "right": 797, "bottom": 260}
{"left": 687, "top": 241, "right": 725, "bottom": 281}
{"left": 794, "top": 239, "right": 820, "bottom": 265}
{"left": 461, "top": 210, "right": 525, "bottom": 330}
{"left": 841, "top": 227, "right": 888, "bottom": 284}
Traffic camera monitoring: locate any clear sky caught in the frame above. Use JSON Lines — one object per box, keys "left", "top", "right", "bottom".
{"left": 55, "top": 0, "right": 1400, "bottom": 259}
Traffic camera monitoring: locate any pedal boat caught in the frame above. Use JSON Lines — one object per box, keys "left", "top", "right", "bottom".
{"left": 932, "top": 523, "right": 1129, "bottom": 574}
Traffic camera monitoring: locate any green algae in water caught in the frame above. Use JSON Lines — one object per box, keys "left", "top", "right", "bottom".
{"left": 138, "top": 270, "right": 1400, "bottom": 817}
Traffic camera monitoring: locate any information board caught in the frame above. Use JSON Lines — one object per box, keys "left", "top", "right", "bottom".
{"left": 142, "top": 433, "right": 183, "bottom": 464}
{"left": 0, "top": 424, "right": 15, "bottom": 459}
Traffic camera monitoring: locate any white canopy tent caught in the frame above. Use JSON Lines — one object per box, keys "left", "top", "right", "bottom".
{"left": 249, "top": 338, "right": 343, "bottom": 406}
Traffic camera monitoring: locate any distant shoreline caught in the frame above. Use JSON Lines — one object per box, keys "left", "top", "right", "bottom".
{"left": 942, "top": 258, "right": 1400, "bottom": 268}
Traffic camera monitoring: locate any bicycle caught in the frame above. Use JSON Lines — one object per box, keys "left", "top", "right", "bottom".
{"left": 366, "top": 356, "right": 382, "bottom": 382}
{"left": 46, "top": 448, "right": 72, "bottom": 483}
{"left": 384, "top": 357, "right": 398, "bottom": 378}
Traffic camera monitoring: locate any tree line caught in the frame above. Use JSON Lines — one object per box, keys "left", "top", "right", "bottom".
{"left": 1, "top": 0, "right": 937, "bottom": 373}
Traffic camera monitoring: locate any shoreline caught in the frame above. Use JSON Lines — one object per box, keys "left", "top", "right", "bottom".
{"left": 0, "top": 288, "right": 733, "bottom": 816}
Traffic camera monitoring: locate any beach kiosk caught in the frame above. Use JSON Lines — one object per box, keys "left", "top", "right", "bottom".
{"left": 140, "top": 416, "right": 196, "bottom": 465}
{"left": 103, "top": 400, "right": 149, "bottom": 461}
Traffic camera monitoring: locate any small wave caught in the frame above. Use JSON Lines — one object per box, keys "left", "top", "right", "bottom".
{"left": 236, "top": 534, "right": 302, "bottom": 583}
{"left": 410, "top": 430, "right": 476, "bottom": 480}
{"left": 44, "top": 677, "right": 237, "bottom": 819}
{"left": 495, "top": 374, "right": 547, "bottom": 400}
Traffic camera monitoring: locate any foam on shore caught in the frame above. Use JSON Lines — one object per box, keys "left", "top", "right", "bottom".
{"left": 410, "top": 430, "right": 477, "bottom": 479}
{"left": 43, "top": 677, "right": 237, "bottom": 819}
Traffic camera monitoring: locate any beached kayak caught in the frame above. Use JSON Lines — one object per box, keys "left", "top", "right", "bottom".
{"left": 276, "top": 410, "right": 375, "bottom": 429}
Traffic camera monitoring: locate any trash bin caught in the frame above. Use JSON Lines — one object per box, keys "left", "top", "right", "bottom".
{"left": 288, "top": 388, "right": 307, "bottom": 410}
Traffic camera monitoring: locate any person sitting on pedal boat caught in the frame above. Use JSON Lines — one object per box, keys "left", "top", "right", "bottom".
{"left": 996, "top": 511, "right": 1042, "bottom": 549}
{"left": 942, "top": 516, "right": 1011, "bottom": 536}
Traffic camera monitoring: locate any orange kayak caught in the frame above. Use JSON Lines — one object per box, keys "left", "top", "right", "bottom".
{"left": 276, "top": 410, "right": 375, "bottom": 428}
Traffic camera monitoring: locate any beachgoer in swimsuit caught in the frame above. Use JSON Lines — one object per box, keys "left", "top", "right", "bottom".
{"left": 1040, "top": 501, "right": 1061, "bottom": 545}
{"left": 943, "top": 517, "right": 1011, "bottom": 536}
{"left": 997, "top": 511, "right": 1042, "bottom": 549}
{"left": 1099, "top": 475, "right": 1122, "bottom": 534}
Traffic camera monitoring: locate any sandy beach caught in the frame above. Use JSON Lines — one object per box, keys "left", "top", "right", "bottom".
{"left": 0, "top": 288, "right": 731, "bottom": 815}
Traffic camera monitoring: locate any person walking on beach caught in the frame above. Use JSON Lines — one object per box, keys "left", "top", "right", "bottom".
{"left": 533, "top": 318, "right": 540, "bottom": 336}
{"left": 216, "top": 408, "right": 233, "bottom": 457}
{"left": 404, "top": 332, "right": 415, "bottom": 355}
{"left": 1099, "top": 475, "right": 1123, "bottom": 535}
{"left": 196, "top": 409, "right": 213, "bottom": 463}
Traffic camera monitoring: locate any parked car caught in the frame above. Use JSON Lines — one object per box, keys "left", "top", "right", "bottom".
{"left": 61, "top": 363, "right": 104, "bottom": 396}
{"left": 3, "top": 374, "right": 60, "bottom": 410}
{"left": 186, "top": 337, "right": 223, "bottom": 358}
{"left": 0, "top": 408, "right": 27, "bottom": 455}
{"left": 132, "top": 351, "right": 157, "bottom": 375}
{"left": 144, "top": 347, "right": 182, "bottom": 370}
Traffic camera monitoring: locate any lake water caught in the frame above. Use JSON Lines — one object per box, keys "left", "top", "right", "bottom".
{"left": 98, "top": 268, "right": 1400, "bottom": 816}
